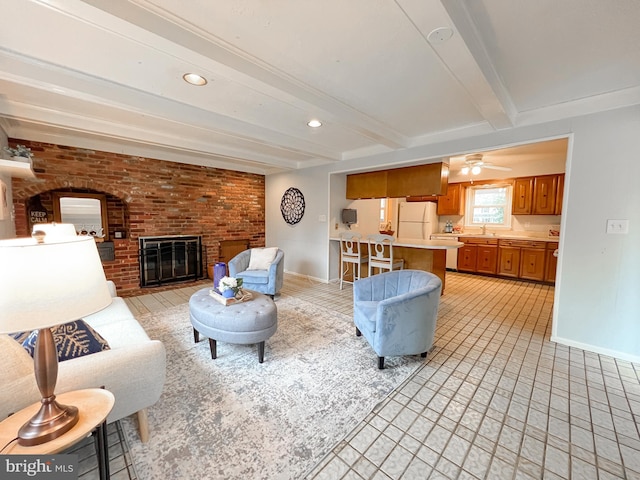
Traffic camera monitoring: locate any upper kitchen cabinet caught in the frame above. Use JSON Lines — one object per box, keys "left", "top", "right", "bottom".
{"left": 532, "top": 174, "right": 558, "bottom": 215}
{"left": 555, "top": 174, "right": 564, "bottom": 215}
{"left": 511, "top": 174, "right": 563, "bottom": 215}
{"left": 346, "top": 170, "right": 387, "bottom": 199}
{"left": 346, "top": 162, "right": 448, "bottom": 199}
{"left": 437, "top": 183, "right": 465, "bottom": 216}
{"left": 512, "top": 177, "right": 534, "bottom": 214}
{"left": 386, "top": 163, "right": 448, "bottom": 198}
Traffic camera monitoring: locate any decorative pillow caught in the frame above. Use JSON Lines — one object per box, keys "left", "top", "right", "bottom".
{"left": 10, "top": 319, "right": 110, "bottom": 362}
{"left": 247, "top": 247, "right": 278, "bottom": 271}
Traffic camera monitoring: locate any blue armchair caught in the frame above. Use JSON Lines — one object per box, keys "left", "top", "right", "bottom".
{"left": 353, "top": 269, "right": 442, "bottom": 369}
{"left": 228, "top": 248, "right": 284, "bottom": 299}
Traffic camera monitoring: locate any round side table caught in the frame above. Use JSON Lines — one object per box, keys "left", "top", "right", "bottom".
{"left": 0, "top": 388, "right": 115, "bottom": 480}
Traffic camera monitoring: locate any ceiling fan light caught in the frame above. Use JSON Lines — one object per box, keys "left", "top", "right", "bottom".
{"left": 461, "top": 166, "right": 470, "bottom": 175}
{"left": 471, "top": 166, "right": 482, "bottom": 175}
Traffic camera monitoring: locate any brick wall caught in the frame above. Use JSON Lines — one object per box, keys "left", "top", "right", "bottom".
{"left": 9, "top": 140, "right": 265, "bottom": 296}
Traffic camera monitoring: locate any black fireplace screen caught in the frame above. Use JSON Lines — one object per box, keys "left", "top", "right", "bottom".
{"left": 139, "top": 236, "right": 203, "bottom": 287}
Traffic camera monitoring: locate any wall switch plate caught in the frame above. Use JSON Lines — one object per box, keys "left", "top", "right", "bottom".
{"left": 318, "top": 214, "right": 326, "bottom": 222}
{"left": 606, "top": 219, "right": 629, "bottom": 234}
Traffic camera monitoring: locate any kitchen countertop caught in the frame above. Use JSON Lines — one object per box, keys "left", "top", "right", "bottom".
{"left": 431, "top": 232, "right": 559, "bottom": 242}
{"left": 330, "top": 236, "right": 463, "bottom": 249}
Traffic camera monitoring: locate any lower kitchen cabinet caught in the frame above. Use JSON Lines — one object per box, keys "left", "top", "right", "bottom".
{"left": 519, "top": 246, "right": 546, "bottom": 281}
{"left": 545, "top": 242, "right": 559, "bottom": 283}
{"left": 457, "top": 244, "right": 477, "bottom": 272}
{"left": 459, "top": 237, "right": 555, "bottom": 284}
{"left": 457, "top": 238, "right": 498, "bottom": 274}
{"left": 497, "top": 239, "right": 549, "bottom": 282}
{"left": 497, "top": 246, "right": 521, "bottom": 278}
{"left": 476, "top": 245, "right": 498, "bottom": 274}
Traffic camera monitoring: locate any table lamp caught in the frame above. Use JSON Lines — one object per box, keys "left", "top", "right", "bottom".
{"left": 0, "top": 231, "right": 112, "bottom": 446}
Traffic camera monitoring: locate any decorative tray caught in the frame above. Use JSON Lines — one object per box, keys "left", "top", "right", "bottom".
{"left": 209, "top": 289, "right": 252, "bottom": 306}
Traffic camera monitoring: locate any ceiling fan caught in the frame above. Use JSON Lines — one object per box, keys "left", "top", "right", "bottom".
{"left": 460, "top": 153, "right": 512, "bottom": 175}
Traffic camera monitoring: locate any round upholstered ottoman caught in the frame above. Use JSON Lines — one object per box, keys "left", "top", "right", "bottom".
{"left": 189, "top": 288, "right": 277, "bottom": 363}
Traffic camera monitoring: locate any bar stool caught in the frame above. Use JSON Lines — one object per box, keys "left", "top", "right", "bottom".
{"left": 339, "top": 232, "right": 368, "bottom": 290}
{"left": 367, "top": 234, "right": 404, "bottom": 276}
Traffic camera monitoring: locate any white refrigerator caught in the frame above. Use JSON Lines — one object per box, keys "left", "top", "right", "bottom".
{"left": 397, "top": 202, "right": 438, "bottom": 239}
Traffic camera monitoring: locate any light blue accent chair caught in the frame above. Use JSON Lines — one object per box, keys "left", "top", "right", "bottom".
{"left": 228, "top": 248, "right": 284, "bottom": 299}
{"left": 353, "top": 269, "right": 442, "bottom": 369}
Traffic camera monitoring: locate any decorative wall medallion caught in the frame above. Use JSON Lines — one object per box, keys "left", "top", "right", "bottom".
{"left": 280, "top": 187, "right": 305, "bottom": 225}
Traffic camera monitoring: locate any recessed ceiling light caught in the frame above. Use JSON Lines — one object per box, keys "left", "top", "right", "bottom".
{"left": 307, "top": 119, "right": 322, "bottom": 128}
{"left": 183, "top": 73, "right": 207, "bottom": 86}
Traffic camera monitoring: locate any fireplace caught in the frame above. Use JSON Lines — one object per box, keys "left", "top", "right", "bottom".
{"left": 139, "top": 236, "right": 203, "bottom": 287}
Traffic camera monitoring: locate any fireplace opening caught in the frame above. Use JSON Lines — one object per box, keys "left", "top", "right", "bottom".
{"left": 139, "top": 235, "right": 203, "bottom": 287}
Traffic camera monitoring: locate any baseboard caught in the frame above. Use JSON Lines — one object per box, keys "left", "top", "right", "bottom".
{"left": 551, "top": 335, "right": 640, "bottom": 364}
{"left": 283, "top": 270, "right": 328, "bottom": 284}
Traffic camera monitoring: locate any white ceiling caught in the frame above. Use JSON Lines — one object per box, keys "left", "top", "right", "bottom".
{"left": 1, "top": 0, "right": 639, "bottom": 175}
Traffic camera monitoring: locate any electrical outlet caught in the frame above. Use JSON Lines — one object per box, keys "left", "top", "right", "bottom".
{"left": 318, "top": 214, "right": 326, "bottom": 222}
{"left": 606, "top": 219, "right": 629, "bottom": 234}
{"left": 335, "top": 223, "right": 339, "bottom": 230}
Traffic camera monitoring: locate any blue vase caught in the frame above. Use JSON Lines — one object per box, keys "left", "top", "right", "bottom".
{"left": 213, "top": 262, "right": 226, "bottom": 293}
{"left": 222, "top": 289, "right": 235, "bottom": 298}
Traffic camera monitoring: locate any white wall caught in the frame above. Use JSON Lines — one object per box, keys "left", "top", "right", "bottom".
{"left": 266, "top": 104, "right": 640, "bottom": 362}
{"left": 0, "top": 126, "right": 16, "bottom": 239}
{"left": 553, "top": 106, "right": 640, "bottom": 361}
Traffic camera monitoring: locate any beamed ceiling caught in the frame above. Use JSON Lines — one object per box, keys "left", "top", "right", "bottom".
{"left": 1, "top": 0, "right": 639, "bottom": 174}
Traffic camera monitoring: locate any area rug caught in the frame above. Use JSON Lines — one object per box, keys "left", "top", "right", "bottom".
{"left": 121, "top": 295, "right": 424, "bottom": 480}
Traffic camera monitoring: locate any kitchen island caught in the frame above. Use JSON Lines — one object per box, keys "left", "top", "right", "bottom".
{"left": 330, "top": 236, "right": 462, "bottom": 292}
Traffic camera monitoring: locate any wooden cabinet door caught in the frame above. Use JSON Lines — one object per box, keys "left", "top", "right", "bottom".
{"left": 545, "top": 243, "right": 558, "bottom": 283}
{"left": 476, "top": 245, "right": 498, "bottom": 274}
{"left": 457, "top": 245, "right": 477, "bottom": 272}
{"left": 520, "top": 247, "right": 546, "bottom": 281}
{"left": 555, "top": 174, "right": 564, "bottom": 215}
{"left": 346, "top": 171, "right": 387, "bottom": 199}
{"left": 512, "top": 177, "right": 533, "bottom": 214}
{"left": 437, "top": 183, "right": 464, "bottom": 216}
{"left": 386, "top": 163, "right": 448, "bottom": 198}
{"left": 532, "top": 175, "right": 558, "bottom": 215}
{"left": 498, "top": 247, "right": 521, "bottom": 277}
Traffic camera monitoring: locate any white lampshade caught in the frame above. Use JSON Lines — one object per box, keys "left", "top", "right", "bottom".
{"left": 32, "top": 223, "right": 77, "bottom": 239}
{"left": 0, "top": 235, "right": 112, "bottom": 332}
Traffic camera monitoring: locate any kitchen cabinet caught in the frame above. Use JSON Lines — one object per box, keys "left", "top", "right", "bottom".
{"left": 437, "top": 183, "right": 465, "bottom": 216}
{"left": 476, "top": 244, "right": 498, "bottom": 274}
{"left": 555, "top": 174, "right": 564, "bottom": 215}
{"left": 519, "top": 243, "right": 546, "bottom": 281}
{"left": 532, "top": 175, "right": 558, "bottom": 215}
{"left": 346, "top": 162, "right": 448, "bottom": 199}
{"left": 346, "top": 170, "right": 387, "bottom": 199}
{"left": 545, "top": 242, "right": 559, "bottom": 283}
{"left": 457, "top": 244, "right": 477, "bottom": 273}
{"left": 497, "top": 244, "right": 521, "bottom": 278}
{"left": 498, "top": 239, "right": 547, "bottom": 281}
{"left": 512, "top": 177, "right": 534, "bottom": 214}
{"left": 457, "top": 237, "right": 498, "bottom": 274}
{"left": 511, "top": 174, "right": 563, "bottom": 215}
{"left": 386, "top": 163, "right": 448, "bottom": 198}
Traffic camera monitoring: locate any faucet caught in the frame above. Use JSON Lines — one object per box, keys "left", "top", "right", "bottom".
{"left": 481, "top": 224, "right": 487, "bottom": 235}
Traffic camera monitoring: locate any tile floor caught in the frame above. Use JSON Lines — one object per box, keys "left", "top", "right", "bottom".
{"left": 79, "top": 271, "right": 640, "bottom": 479}
{"left": 305, "top": 273, "right": 640, "bottom": 480}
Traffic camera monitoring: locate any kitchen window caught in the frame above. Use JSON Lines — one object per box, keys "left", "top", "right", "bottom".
{"left": 465, "top": 185, "right": 512, "bottom": 228}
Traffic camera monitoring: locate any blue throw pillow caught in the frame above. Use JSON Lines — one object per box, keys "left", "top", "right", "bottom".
{"left": 10, "top": 319, "right": 110, "bottom": 362}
